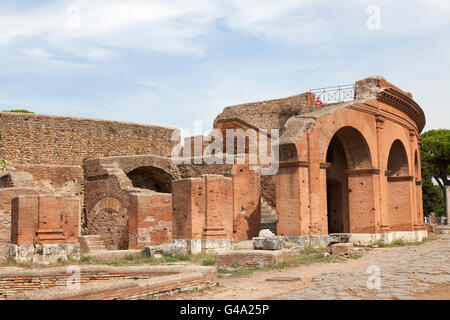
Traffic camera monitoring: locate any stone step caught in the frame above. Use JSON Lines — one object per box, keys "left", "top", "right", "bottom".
{"left": 260, "top": 198, "right": 278, "bottom": 221}
{"left": 79, "top": 235, "right": 106, "bottom": 253}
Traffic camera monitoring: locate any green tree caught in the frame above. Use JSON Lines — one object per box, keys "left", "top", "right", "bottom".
{"left": 421, "top": 129, "right": 450, "bottom": 224}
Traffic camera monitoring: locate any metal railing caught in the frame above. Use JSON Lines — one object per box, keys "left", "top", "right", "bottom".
{"left": 309, "top": 84, "right": 355, "bottom": 105}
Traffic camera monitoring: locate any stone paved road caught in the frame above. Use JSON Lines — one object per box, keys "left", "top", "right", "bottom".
{"left": 277, "top": 234, "right": 450, "bottom": 300}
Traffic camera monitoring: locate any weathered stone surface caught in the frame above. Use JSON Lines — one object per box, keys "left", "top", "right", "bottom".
{"left": 172, "top": 239, "right": 202, "bottom": 254}
{"left": 232, "top": 240, "right": 254, "bottom": 250}
{"left": 202, "top": 238, "right": 234, "bottom": 253}
{"left": 9, "top": 243, "right": 80, "bottom": 265}
{"left": 330, "top": 243, "right": 354, "bottom": 256}
{"left": 253, "top": 237, "right": 284, "bottom": 250}
{"left": 258, "top": 229, "right": 278, "bottom": 239}
{"left": 144, "top": 243, "right": 187, "bottom": 258}
{"left": 329, "top": 233, "right": 352, "bottom": 243}
{"left": 215, "top": 249, "right": 294, "bottom": 268}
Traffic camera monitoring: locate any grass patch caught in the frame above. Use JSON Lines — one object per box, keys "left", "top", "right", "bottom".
{"left": 83, "top": 252, "right": 216, "bottom": 267}
{"left": 371, "top": 234, "right": 439, "bottom": 248}
{"left": 217, "top": 245, "right": 353, "bottom": 278}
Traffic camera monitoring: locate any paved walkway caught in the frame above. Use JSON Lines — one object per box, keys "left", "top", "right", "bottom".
{"left": 277, "top": 234, "right": 450, "bottom": 300}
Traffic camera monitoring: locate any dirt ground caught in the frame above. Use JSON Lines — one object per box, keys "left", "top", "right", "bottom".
{"left": 161, "top": 235, "right": 450, "bottom": 300}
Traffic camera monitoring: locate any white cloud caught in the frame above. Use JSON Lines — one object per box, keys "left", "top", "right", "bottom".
{"left": 0, "top": 0, "right": 449, "bottom": 59}
{"left": 20, "top": 47, "right": 53, "bottom": 58}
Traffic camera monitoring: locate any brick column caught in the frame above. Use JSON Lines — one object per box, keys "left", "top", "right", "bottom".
{"left": 276, "top": 161, "right": 310, "bottom": 236}
{"left": 345, "top": 169, "right": 380, "bottom": 233}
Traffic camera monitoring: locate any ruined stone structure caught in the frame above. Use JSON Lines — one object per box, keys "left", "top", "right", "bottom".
{"left": 0, "top": 76, "right": 426, "bottom": 262}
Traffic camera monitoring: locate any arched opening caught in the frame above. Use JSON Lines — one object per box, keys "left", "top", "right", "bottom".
{"left": 126, "top": 166, "right": 172, "bottom": 193}
{"left": 325, "top": 127, "right": 372, "bottom": 234}
{"left": 386, "top": 139, "right": 413, "bottom": 231}
{"left": 387, "top": 140, "right": 409, "bottom": 176}
{"left": 88, "top": 197, "right": 128, "bottom": 250}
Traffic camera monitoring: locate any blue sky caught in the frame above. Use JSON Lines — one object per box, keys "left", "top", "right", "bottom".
{"left": 0, "top": 0, "right": 449, "bottom": 134}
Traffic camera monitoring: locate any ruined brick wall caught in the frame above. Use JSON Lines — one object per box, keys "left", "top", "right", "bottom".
{"left": 172, "top": 176, "right": 234, "bottom": 241}
{"left": 12, "top": 164, "right": 83, "bottom": 199}
{"left": 172, "top": 170, "right": 260, "bottom": 243}
{"left": 0, "top": 188, "right": 43, "bottom": 255}
{"left": 11, "top": 194, "right": 80, "bottom": 245}
{"left": 0, "top": 112, "right": 177, "bottom": 166}
{"left": 232, "top": 165, "right": 261, "bottom": 242}
{"left": 128, "top": 192, "right": 172, "bottom": 249}
{"left": 260, "top": 175, "right": 276, "bottom": 208}
{"left": 84, "top": 157, "right": 175, "bottom": 249}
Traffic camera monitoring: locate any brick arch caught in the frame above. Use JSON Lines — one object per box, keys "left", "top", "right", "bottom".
{"left": 326, "top": 126, "right": 373, "bottom": 169}
{"left": 126, "top": 166, "right": 172, "bottom": 193}
{"left": 387, "top": 139, "right": 409, "bottom": 176}
{"left": 315, "top": 110, "right": 377, "bottom": 168}
{"left": 386, "top": 139, "right": 414, "bottom": 231}
{"left": 87, "top": 197, "right": 128, "bottom": 250}
{"left": 119, "top": 156, "right": 181, "bottom": 180}
{"left": 324, "top": 126, "right": 375, "bottom": 234}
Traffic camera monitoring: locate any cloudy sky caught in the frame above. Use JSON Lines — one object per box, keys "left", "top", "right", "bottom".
{"left": 0, "top": 0, "right": 449, "bottom": 134}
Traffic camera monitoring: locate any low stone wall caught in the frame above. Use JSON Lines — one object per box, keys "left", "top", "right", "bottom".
{"left": 215, "top": 249, "right": 294, "bottom": 268}
{"left": 9, "top": 243, "right": 80, "bottom": 265}
{"left": 0, "top": 265, "right": 216, "bottom": 300}
{"left": 348, "top": 230, "right": 428, "bottom": 246}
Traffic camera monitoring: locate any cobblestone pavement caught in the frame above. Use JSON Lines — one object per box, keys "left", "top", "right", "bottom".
{"left": 277, "top": 234, "right": 450, "bottom": 300}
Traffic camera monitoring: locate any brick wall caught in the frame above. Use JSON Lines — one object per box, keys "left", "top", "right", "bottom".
{"left": 12, "top": 164, "right": 83, "bottom": 199}
{"left": 172, "top": 170, "right": 260, "bottom": 243}
{"left": 11, "top": 194, "right": 80, "bottom": 245}
{"left": 0, "top": 266, "right": 217, "bottom": 300}
{"left": 0, "top": 270, "right": 174, "bottom": 296}
{"left": 128, "top": 192, "right": 172, "bottom": 249}
{"left": 172, "top": 175, "right": 234, "bottom": 241}
{"left": 232, "top": 165, "right": 261, "bottom": 242}
{"left": 0, "top": 112, "right": 177, "bottom": 165}
{"left": 0, "top": 188, "right": 42, "bottom": 255}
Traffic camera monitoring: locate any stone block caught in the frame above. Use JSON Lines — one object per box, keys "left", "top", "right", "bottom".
{"left": 215, "top": 249, "right": 294, "bottom": 268}
{"left": 258, "top": 229, "right": 277, "bottom": 239}
{"left": 331, "top": 243, "right": 354, "bottom": 256}
{"left": 252, "top": 237, "right": 283, "bottom": 250}
{"left": 309, "top": 235, "right": 331, "bottom": 248}
{"left": 172, "top": 239, "right": 202, "bottom": 254}
{"left": 202, "top": 238, "right": 234, "bottom": 253}
{"left": 9, "top": 243, "right": 80, "bottom": 265}
{"left": 144, "top": 243, "right": 188, "bottom": 259}
{"left": 329, "top": 233, "right": 352, "bottom": 243}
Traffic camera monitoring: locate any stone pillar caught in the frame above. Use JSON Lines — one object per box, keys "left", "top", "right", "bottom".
{"left": 232, "top": 164, "right": 261, "bottom": 243}
{"left": 171, "top": 175, "right": 233, "bottom": 253}
{"left": 10, "top": 194, "right": 80, "bottom": 264}
{"left": 387, "top": 176, "right": 415, "bottom": 231}
{"left": 11, "top": 195, "right": 39, "bottom": 245}
{"left": 276, "top": 161, "right": 310, "bottom": 236}
{"left": 202, "top": 175, "right": 227, "bottom": 239}
{"left": 375, "top": 115, "right": 390, "bottom": 232}
{"left": 172, "top": 178, "right": 205, "bottom": 241}
{"left": 128, "top": 192, "right": 172, "bottom": 249}
{"left": 36, "top": 195, "right": 65, "bottom": 244}
{"left": 307, "top": 132, "right": 327, "bottom": 235}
